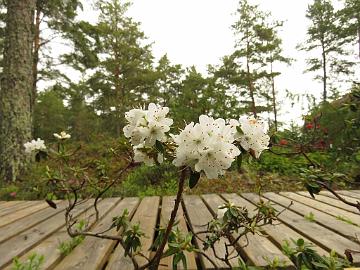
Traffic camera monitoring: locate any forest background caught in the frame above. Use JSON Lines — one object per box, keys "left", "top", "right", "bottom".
{"left": 0, "top": 0, "right": 359, "bottom": 200}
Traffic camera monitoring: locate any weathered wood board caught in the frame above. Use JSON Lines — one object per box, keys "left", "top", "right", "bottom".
{"left": 1, "top": 190, "right": 360, "bottom": 269}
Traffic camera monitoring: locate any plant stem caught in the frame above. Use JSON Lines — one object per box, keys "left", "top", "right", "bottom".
{"left": 139, "top": 167, "right": 187, "bottom": 270}
{"left": 94, "top": 162, "right": 133, "bottom": 220}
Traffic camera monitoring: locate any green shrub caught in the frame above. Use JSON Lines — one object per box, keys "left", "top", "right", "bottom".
{"left": 111, "top": 163, "right": 179, "bottom": 197}
{"left": 0, "top": 185, "right": 19, "bottom": 200}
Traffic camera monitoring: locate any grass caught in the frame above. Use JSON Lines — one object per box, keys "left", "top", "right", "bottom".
{"left": 336, "top": 215, "right": 360, "bottom": 227}
{"left": 304, "top": 212, "right": 316, "bottom": 222}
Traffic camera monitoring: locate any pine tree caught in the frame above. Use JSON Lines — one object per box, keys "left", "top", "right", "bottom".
{"left": 339, "top": 0, "right": 360, "bottom": 58}
{"left": 217, "top": 0, "right": 281, "bottom": 117}
{"left": 0, "top": 0, "right": 36, "bottom": 181}
{"left": 299, "top": 0, "right": 355, "bottom": 102}
{"left": 154, "top": 54, "right": 183, "bottom": 106}
{"left": 62, "top": 0, "right": 156, "bottom": 136}
{"left": 32, "top": 0, "right": 82, "bottom": 110}
{"left": 263, "top": 21, "right": 292, "bottom": 130}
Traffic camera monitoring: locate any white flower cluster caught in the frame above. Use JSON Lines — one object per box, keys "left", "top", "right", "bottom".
{"left": 123, "top": 103, "right": 172, "bottom": 165}
{"left": 124, "top": 103, "right": 270, "bottom": 179}
{"left": 172, "top": 115, "right": 240, "bottom": 179}
{"left": 54, "top": 131, "right": 71, "bottom": 140}
{"left": 236, "top": 116, "right": 270, "bottom": 159}
{"left": 24, "top": 138, "right": 46, "bottom": 153}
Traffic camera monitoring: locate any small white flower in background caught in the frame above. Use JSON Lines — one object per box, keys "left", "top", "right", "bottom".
{"left": 172, "top": 115, "right": 240, "bottom": 179}
{"left": 53, "top": 131, "right": 71, "bottom": 140}
{"left": 133, "top": 143, "right": 164, "bottom": 166}
{"left": 123, "top": 103, "right": 173, "bottom": 147}
{"left": 24, "top": 138, "right": 46, "bottom": 153}
{"left": 236, "top": 116, "right": 270, "bottom": 159}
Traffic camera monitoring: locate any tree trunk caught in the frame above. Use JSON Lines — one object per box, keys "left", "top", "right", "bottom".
{"left": 321, "top": 42, "right": 327, "bottom": 102}
{"left": 246, "top": 52, "right": 257, "bottom": 117}
{"left": 270, "top": 62, "right": 278, "bottom": 131}
{"left": 0, "top": 0, "right": 36, "bottom": 182}
{"left": 357, "top": 25, "right": 360, "bottom": 59}
{"left": 32, "top": 6, "right": 41, "bottom": 112}
{"left": 114, "top": 65, "right": 122, "bottom": 137}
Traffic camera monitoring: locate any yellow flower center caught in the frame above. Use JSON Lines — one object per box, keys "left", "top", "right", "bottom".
{"left": 249, "top": 119, "right": 257, "bottom": 125}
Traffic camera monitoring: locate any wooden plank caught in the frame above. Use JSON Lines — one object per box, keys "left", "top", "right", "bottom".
{"left": 213, "top": 193, "right": 294, "bottom": 268}
{"left": 320, "top": 191, "right": 360, "bottom": 206}
{"left": 264, "top": 192, "right": 360, "bottom": 242}
{"left": 281, "top": 192, "right": 360, "bottom": 227}
{"left": 4, "top": 198, "right": 120, "bottom": 270}
{"left": 0, "top": 199, "right": 95, "bottom": 268}
{"left": 0, "top": 200, "right": 29, "bottom": 207}
{"left": 261, "top": 221, "right": 328, "bottom": 257}
{"left": 0, "top": 200, "right": 27, "bottom": 210}
{"left": 158, "top": 196, "right": 197, "bottom": 270}
{"left": 105, "top": 196, "right": 159, "bottom": 270}
{"left": 182, "top": 195, "right": 238, "bottom": 269}
{"left": 0, "top": 200, "right": 67, "bottom": 244}
{"left": 54, "top": 197, "right": 140, "bottom": 270}
{"left": 337, "top": 190, "right": 360, "bottom": 200}
{"left": 0, "top": 201, "right": 50, "bottom": 227}
{"left": 298, "top": 191, "right": 360, "bottom": 215}
{"left": 242, "top": 192, "right": 360, "bottom": 264}
{"left": 105, "top": 245, "right": 134, "bottom": 270}
{"left": 231, "top": 193, "right": 327, "bottom": 257}
{"left": 0, "top": 200, "right": 40, "bottom": 217}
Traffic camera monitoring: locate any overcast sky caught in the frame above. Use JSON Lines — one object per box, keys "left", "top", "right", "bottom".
{"left": 74, "top": 0, "right": 359, "bottom": 126}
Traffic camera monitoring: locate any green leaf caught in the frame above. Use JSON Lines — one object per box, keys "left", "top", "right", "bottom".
{"left": 236, "top": 126, "right": 244, "bottom": 135}
{"left": 305, "top": 182, "right": 321, "bottom": 198}
{"left": 45, "top": 199, "right": 57, "bottom": 209}
{"left": 155, "top": 140, "right": 165, "bottom": 154}
{"left": 173, "top": 252, "right": 185, "bottom": 270}
{"left": 163, "top": 247, "right": 178, "bottom": 258}
{"left": 297, "top": 238, "right": 305, "bottom": 246}
{"left": 181, "top": 252, "right": 187, "bottom": 270}
{"left": 189, "top": 171, "right": 201, "bottom": 189}
{"left": 236, "top": 154, "right": 243, "bottom": 172}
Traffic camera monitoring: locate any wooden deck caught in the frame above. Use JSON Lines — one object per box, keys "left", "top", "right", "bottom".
{"left": 1, "top": 190, "right": 360, "bottom": 269}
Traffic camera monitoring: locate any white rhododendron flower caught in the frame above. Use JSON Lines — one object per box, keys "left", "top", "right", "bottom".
{"left": 236, "top": 116, "right": 270, "bottom": 158}
{"left": 123, "top": 103, "right": 173, "bottom": 147}
{"left": 133, "top": 143, "right": 163, "bottom": 166}
{"left": 123, "top": 109, "right": 147, "bottom": 145}
{"left": 24, "top": 138, "right": 46, "bottom": 153}
{"left": 53, "top": 131, "right": 71, "bottom": 140}
{"left": 172, "top": 115, "right": 240, "bottom": 179}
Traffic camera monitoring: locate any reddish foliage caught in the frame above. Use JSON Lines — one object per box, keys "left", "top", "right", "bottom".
{"left": 306, "top": 123, "right": 313, "bottom": 129}
{"left": 279, "top": 139, "right": 288, "bottom": 146}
